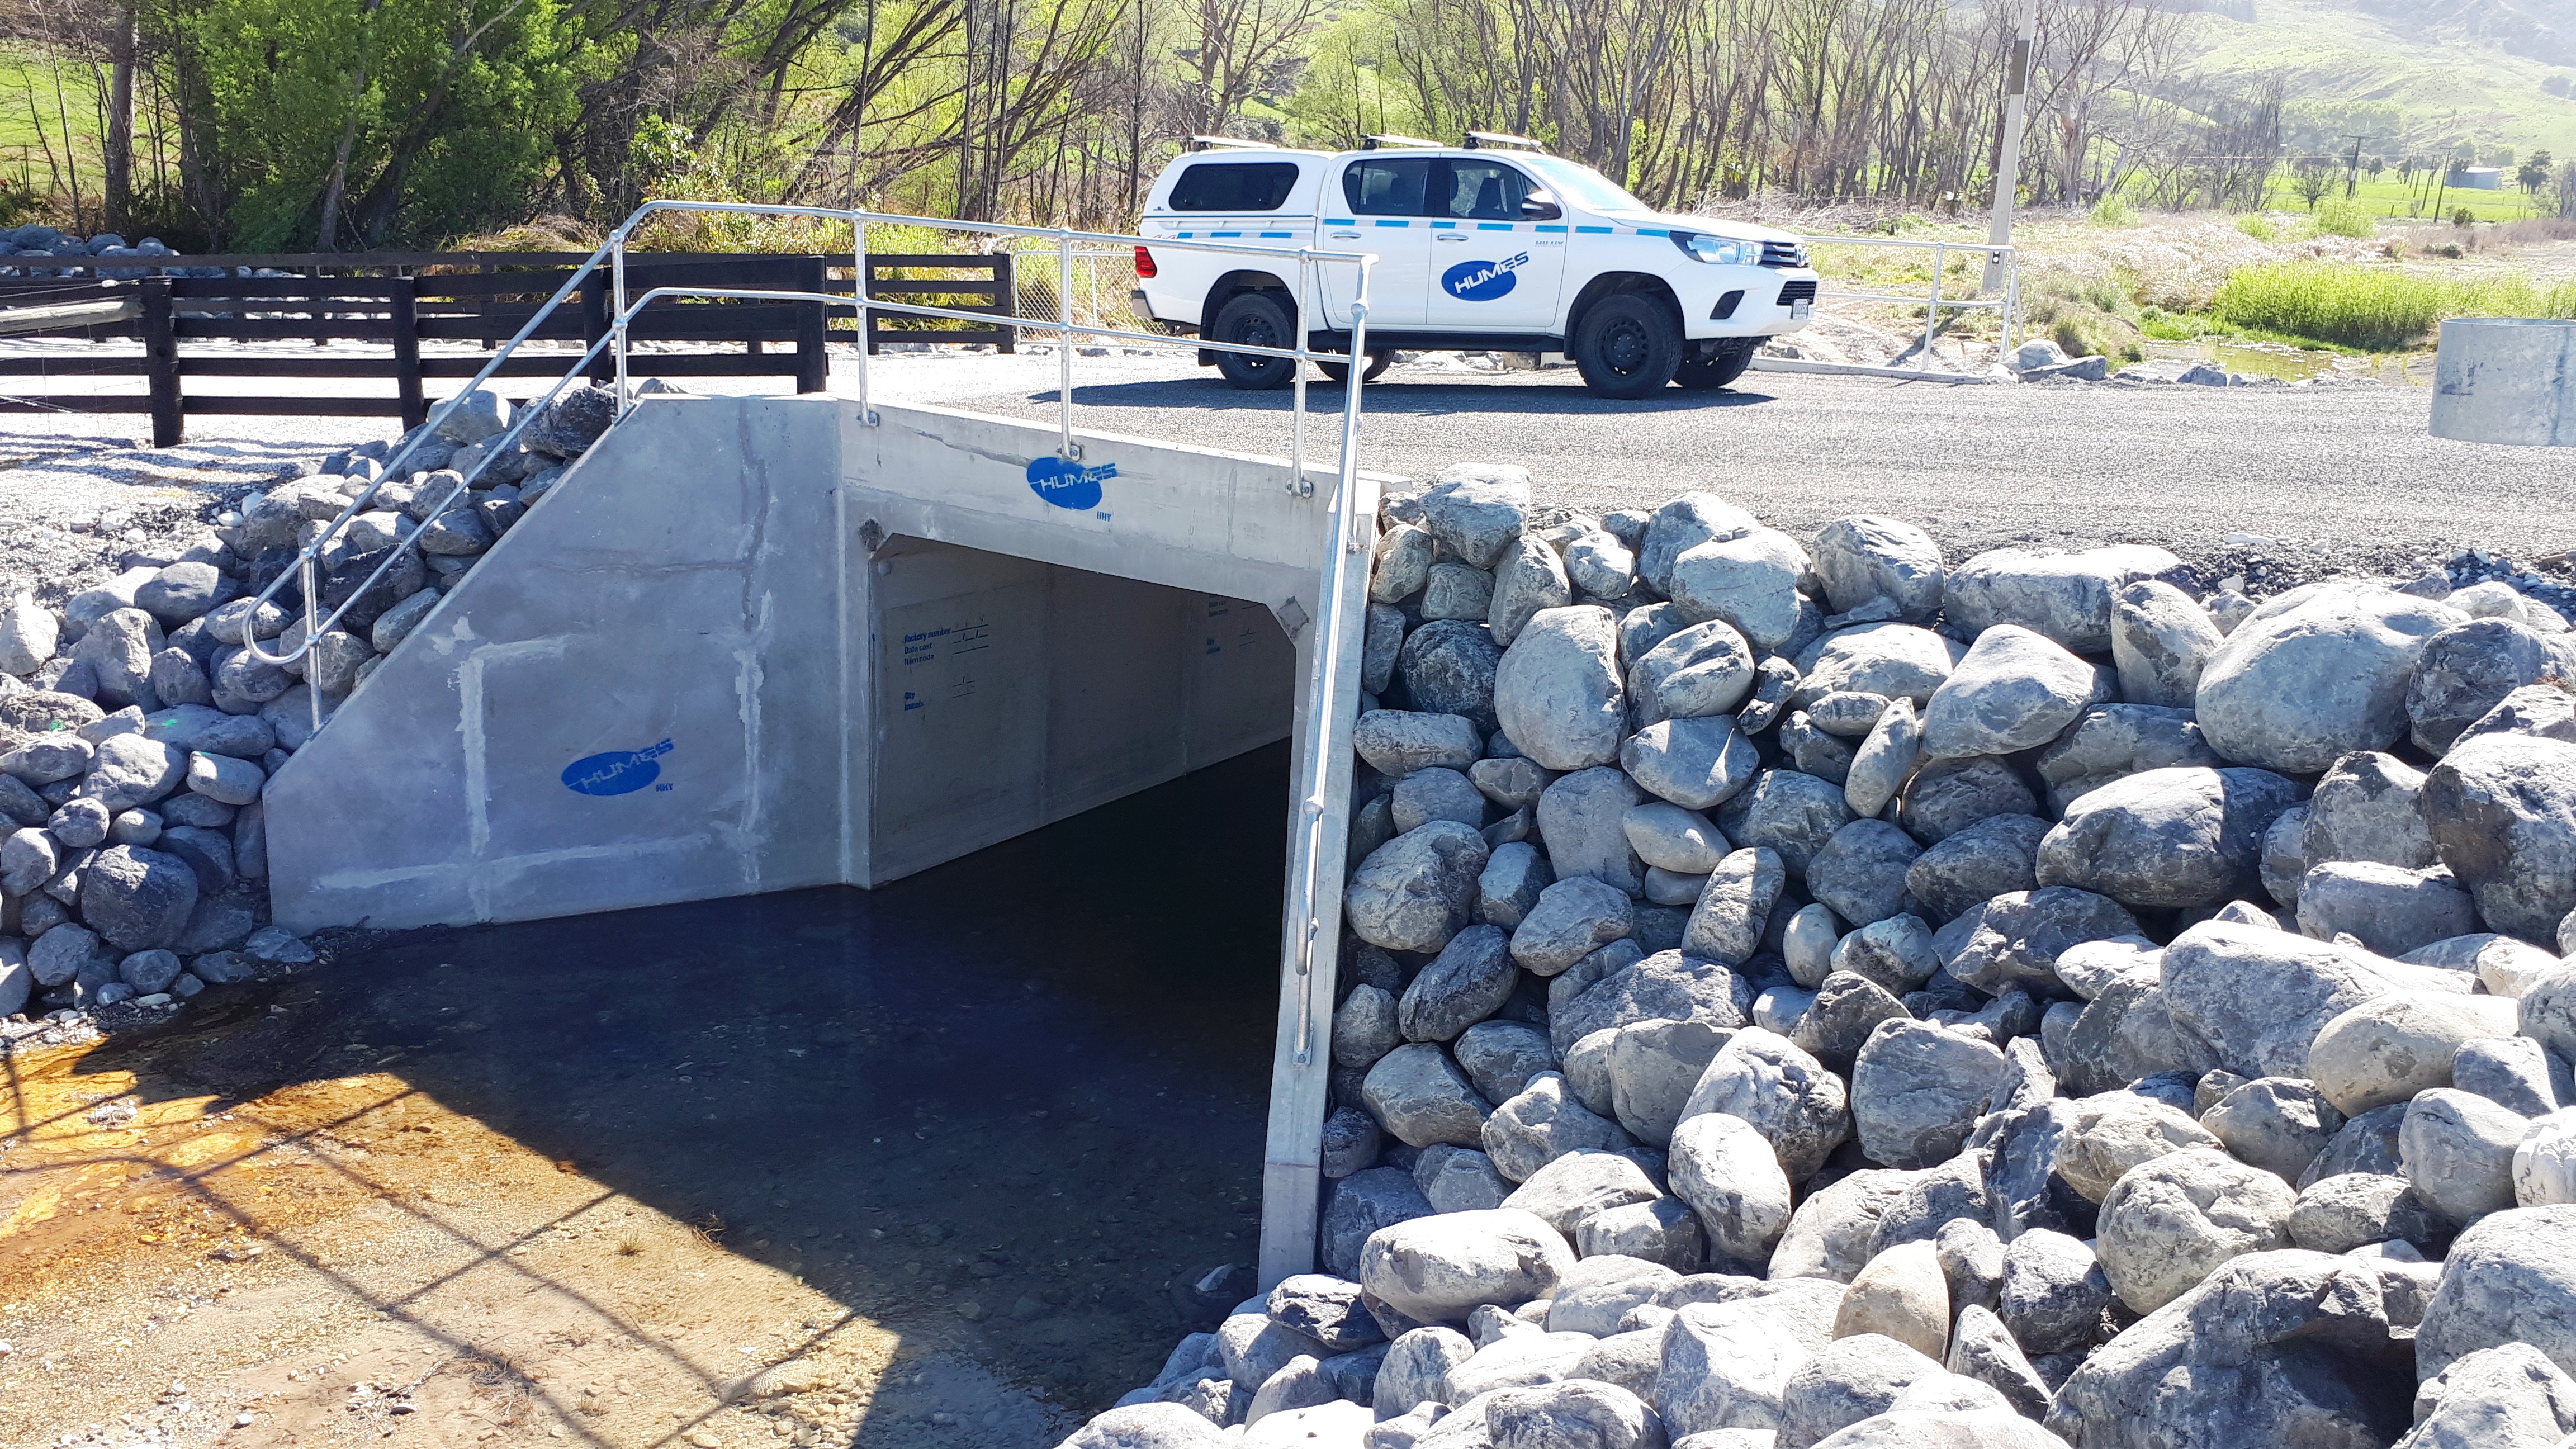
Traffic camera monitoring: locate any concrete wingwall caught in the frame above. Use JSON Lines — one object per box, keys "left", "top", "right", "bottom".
{"left": 269, "top": 394, "right": 1357, "bottom": 934}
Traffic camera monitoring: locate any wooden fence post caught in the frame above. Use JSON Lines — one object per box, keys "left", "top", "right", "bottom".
{"left": 391, "top": 277, "right": 426, "bottom": 431}
{"left": 994, "top": 253, "right": 1017, "bottom": 355}
{"left": 140, "top": 278, "right": 181, "bottom": 448}
{"left": 795, "top": 255, "right": 828, "bottom": 392}
{"left": 581, "top": 272, "right": 610, "bottom": 383}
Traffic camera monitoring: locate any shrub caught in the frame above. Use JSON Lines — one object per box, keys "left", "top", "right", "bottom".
{"left": 2235, "top": 213, "right": 2277, "bottom": 242}
{"left": 2310, "top": 199, "right": 2374, "bottom": 239}
{"left": 2049, "top": 306, "right": 2146, "bottom": 364}
{"left": 2210, "top": 262, "right": 2558, "bottom": 349}
{"left": 2454, "top": 206, "right": 2478, "bottom": 227}
{"left": 2091, "top": 195, "right": 2138, "bottom": 227}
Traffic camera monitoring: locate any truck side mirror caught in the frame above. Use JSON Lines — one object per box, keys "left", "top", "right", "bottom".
{"left": 1521, "top": 193, "right": 1562, "bottom": 221}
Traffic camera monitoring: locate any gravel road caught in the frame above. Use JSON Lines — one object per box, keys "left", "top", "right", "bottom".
{"left": 856, "top": 350, "right": 2576, "bottom": 577}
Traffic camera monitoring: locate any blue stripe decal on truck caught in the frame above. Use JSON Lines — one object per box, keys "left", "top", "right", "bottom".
{"left": 1325, "top": 217, "right": 1356, "bottom": 225}
{"left": 1259, "top": 230, "right": 1295, "bottom": 238}
{"left": 1635, "top": 228, "right": 1669, "bottom": 236}
{"left": 1374, "top": 219, "right": 1409, "bottom": 228}
{"left": 1477, "top": 222, "right": 1514, "bottom": 231}
{"left": 1211, "top": 230, "right": 1243, "bottom": 237}
{"left": 1575, "top": 225, "right": 1613, "bottom": 233}
{"left": 1536, "top": 224, "right": 1569, "bottom": 233}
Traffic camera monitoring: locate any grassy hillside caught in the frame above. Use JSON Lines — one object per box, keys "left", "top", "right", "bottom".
{"left": 2181, "top": 0, "right": 2576, "bottom": 165}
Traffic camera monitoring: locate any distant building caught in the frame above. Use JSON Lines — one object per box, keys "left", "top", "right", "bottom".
{"left": 2451, "top": 166, "right": 2506, "bottom": 189}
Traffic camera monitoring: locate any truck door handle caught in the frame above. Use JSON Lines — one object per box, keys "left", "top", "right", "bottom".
{"left": 1434, "top": 234, "right": 1468, "bottom": 243}
{"left": 1328, "top": 231, "right": 1361, "bottom": 240}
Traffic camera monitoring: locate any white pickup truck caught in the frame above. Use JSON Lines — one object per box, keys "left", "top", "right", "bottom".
{"left": 1130, "top": 136, "right": 1820, "bottom": 399}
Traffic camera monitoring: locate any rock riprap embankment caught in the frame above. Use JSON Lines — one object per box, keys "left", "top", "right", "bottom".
{"left": 1057, "top": 467, "right": 2576, "bottom": 1449}
{"left": 0, "top": 386, "right": 619, "bottom": 1038}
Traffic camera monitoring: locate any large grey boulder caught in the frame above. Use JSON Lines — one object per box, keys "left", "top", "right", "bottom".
{"left": 1551, "top": 950, "right": 1753, "bottom": 1058}
{"left": 1371, "top": 523, "right": 1434, "bottom": 603}
{"left": 1919, "top": 624, "right": 2097, "bottom": 761}
{"left": 1608, "top": 1017, "right": 1734, "bottom": 1146}
{"left": 1668, "top": 528, "right": 1811, "bottom": 652}
{"left": 1393, "top": 768, "right": 1486, "bottom": 833}
{"left": 1942, "top": 886, "right": 2138, "bottom": 996}
{"left": 1770, "top": 1168, "right": 1911, "bottom": 1282}
{"left": 2402, "top": 1087, "right": 2528, "bottom": 1225}
{"left": 1545, "top": 1254, "right": 1683, "bottom": 1339}
{"left": 2526, "top": 963, "right": 2576, "bottom": 1065}
{"left": 1335, "top": 983, "right": 1402, "bottom": 1073}
{"left": 2456, "top": 1035, "right": 2562, "bottom": 1115}
{"left": 2045, "top": 1250, "right": 2412, "bottom": 1448}
{"left": 1484, "top": 1072, "right": 1639, "bottom": 1182}
{"left": 2287, "top": 1172, "right": 2438, "bottom": 1254}
{"left": 1356, "top": 711, "right": 1483, "bottom": 778}
{"left": 1348, "top": 822, "right": 1491, "bottom": 953}
{"left": 2196, "top": 583, "right": 2464, "bottom": 773}
{"left": 1828, "top": 915, "right": 1938, "bottom": 995}
{"left": 2158, "top": 921, "right": 2443, "bottom": 1081}
{"left": 1811, "top": 517, "right": 1945, "bottom": 623}
{"left": 1398, "top": 621, "right": 1505, "bottom": 731}
{"left": 1775, "top": 1333, "right": 1945, "bottom": 1449}
{"left": 1681, "top": 848, "right": 1785, "bottom": 965}
{"left": 2302, "top": 1102, "right": 2412, "bottom": 1188}
{"left": 0, "top": 592, "right": 59, "bottom": 675}
{"left": 79, "top": 733, "right": 188, "bottom": 812}
{"left": 2421, "top": 732, "right": 2576, "bottom": 941}
{"left": 2304, "top": 751, "right": 2437, "bottom": 869}
{"left": 1637, "top": 493, "right": 1758, "bottom": 598}
{"left": 1841, "top": 699, "right": 1921, "bottom": 820}
{"left": 1485, "top": 1379, "right": 1668, "bottom": 1449}
{"left": 2053, "top": 1093, "right": 2223, "bottom": 1203}
{"left": 2095, "top": 1148, "right": 2297, "bottom": 1313}
{"left": 1790, "top": 972, "right": 1911, "bottom": 1071}
{"left": 1716, "top": 771, "right": 1854, "bottom": 877}
{"left": 1901, "top": 815, "right": 2051, "bottom": 924}
{"left": 1894, "top": 756, "right": 2035, "bottom": 845}
{"left": 2202, "top": 1076, "right": 2345, "bottom": 1184}
{"left": 1655, "top": 1296, "right": 1808, "bottom": 1436}
{"left": 1539, "top": 767, "right": 1649, "bottom": 895}
{"left": 1364, "top": 602, "right": 1405, "bottom": 694}
{"left": 1630, "top": 620, "right": 1758, "bottom": 727}
{"left": 1680, "top": 1027, "right": 1850, "bottom": 1184}
{"left": 1998, "top": 1228, "right": 2112, "bottom": 1355}
{"left": 1808, "top": 1409, "right": 2060, "bottom": 1448}
{"left": 1488, "top": 536, "right": 1572, "bottom": 648}
{"left": 1511, "top": 878, "right": 1634, "bottom": 976}
{"left": 1624, "top": 802, "right": 1729, "bottom": 877}
{"left": 2295, "top": 862, "right": 2479, "bottom": 958}
{"left": 2307, "top": 992, "right": 2521, "bottom": 1116}
{"left": 1357, "top": 1208, "right": 1574, "bottom": 1325}
{"left": 2410, "top": 932, "right": 2560, "bottom": 1000}
{"left": 78, "top": 844, "right": 199, "bottom": 951}
{"left": 1803, "top": 821, "right": 1920, "bottom": 929}
{"left": 1415, "top": 1145, "right": 1513, "bottom": 1215}
{"left": 1832, "top": 1244, "right": 1952, "bottom": 1360}
{"left": 1943, "top": 545, "right": 2181, "bottom": 654}
{"left": 1580, "top": 1196, "right": 1704, "bottom": 1271}
{"left": 2033, "top": 704, "right": 2221, "bottom": 816}
{"left": 2036, "top": 766, "right": 2301, "bottom": 911}
{"left": 2398, "top": 1342, "right": 2576, "bottom": 1449}
{"left": 1500, "top": 1149, "right": 1663, "bottom": 1237}
{"left": 2409, "top": 617, "right": 2573, "bottom": 756}
{"left": 2111, "top": 580, "right": 2224, "bottom": 709}
{"left": 1478, "top": 841, "right": 1554, "bottom": 931}
{"left": 2417, "top": 1202, "right": 2576, "bottom": 1381}
{"left": 1364, "top": 1045, "right": 1495, "bottom": 1149}
{"left": 1849, "top": 1020, "right": 2005, "bottom": 1171}
{"left": 1669, "top": 1110, "right": 1795, "bottom": 1265}
{"left": 1495, "top": 606, "right": 1625, "bottom": 771}
{"left": 1419, "top": 465, "right": 1532, "bottom": 569}
{"left": 1622, "top": 716, "right": 1760, "bottom": 813}
{"left": 1943, "top": 1304, "right": 2050, "bottom": 1421}
{"left": 1791, "top": 624, "right": 1965, "bottom": 711}
{"left": 1058, "top": 1403, "right": 1228, "bottom": 1447}
{"left": 1400, "top": 924, "right": 1518, "bottom": 1042}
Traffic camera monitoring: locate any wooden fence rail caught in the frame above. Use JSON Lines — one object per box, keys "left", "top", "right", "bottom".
{"left": 0, "top": 252, "right": 1020, "bottom": 447}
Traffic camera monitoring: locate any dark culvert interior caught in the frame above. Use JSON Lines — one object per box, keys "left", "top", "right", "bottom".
{"left": 54, "top": 741, "right": 1294, "bottom": 1432}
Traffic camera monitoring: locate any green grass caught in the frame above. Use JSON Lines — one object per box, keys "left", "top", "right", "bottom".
{"left": 2210, "top": 261, "right": 2576, "bottom": 348}
{"left": 2309, "top": 197, "right": 2375, "bottom": 237}
{"left": 2091, "top": 195, "right": 2138, "bottom": 227}
{"left": 2236, "top": 214, "right": 2278, "bottom": 241}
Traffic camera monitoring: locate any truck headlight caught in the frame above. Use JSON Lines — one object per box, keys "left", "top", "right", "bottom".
{"left": 1672, "top": 233, "right": 1755, "bottom": 266}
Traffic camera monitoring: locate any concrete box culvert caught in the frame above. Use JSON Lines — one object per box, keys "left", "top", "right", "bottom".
{"left": 2431, "top": 316, "right": 2576, "bottom": 446}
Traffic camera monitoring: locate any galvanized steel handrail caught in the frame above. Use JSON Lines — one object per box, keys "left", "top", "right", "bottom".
{"left": 1798, "top": 234, "right": 2023, "bottom": 360}
{"left": 236, "top": 199, "right": 1379, "bottom": 1077}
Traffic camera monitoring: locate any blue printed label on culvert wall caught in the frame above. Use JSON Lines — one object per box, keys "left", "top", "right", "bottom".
{"left": 563, "top": 739, "right": 674, "bottom": 796}
{"left": 1443, "top": 253, "right": 1528, "bottom": 302}
{"left": 1026, "top": 456, "right": 1117, "bottom": 510}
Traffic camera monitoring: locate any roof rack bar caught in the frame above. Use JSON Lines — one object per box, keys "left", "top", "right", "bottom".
{"left": 1359, "top": 134, "right": 1443, "bottom": 151}
{"left": 1187, "top": 135, "right": 1279, "bottom": 151}
{"left": 1463, "top": 131, "right": 1548, "bottom": 153}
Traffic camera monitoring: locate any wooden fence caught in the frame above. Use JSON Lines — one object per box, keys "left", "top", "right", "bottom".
{"left": 0, "top": 251, "right": 1020, "bottom": 447}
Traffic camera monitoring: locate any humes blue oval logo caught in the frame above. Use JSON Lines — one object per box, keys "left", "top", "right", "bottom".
{"left": 1026, "top": 456, "right": 1119, "bottom": 510}
{"left": 564, "top": 739, "right": 674, "bottom": 796}
{"left": 1443, "top": 253, "right": 1530, "bottom": 302}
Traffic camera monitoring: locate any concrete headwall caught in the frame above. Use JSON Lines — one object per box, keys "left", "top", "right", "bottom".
{"left": 268, "top": 395, "right": 1346, "bottom": 932}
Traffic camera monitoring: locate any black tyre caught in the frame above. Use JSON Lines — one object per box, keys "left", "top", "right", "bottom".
{"left": 1574, "top": 292, "right": 1685, "bottom": 399}
{"left": 1317, "top": 349, "right": 1395, "bottom": 385}
{"left": 1210, "top": 292, "right": 1299, "bottom": 390}
{"left": 1673, "top": 339, "right": 1758, "bottom": 391}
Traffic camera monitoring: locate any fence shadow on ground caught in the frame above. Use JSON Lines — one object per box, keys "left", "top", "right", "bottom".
{"left": 1038, "top": 374, "right": 1784, "bottom": 419}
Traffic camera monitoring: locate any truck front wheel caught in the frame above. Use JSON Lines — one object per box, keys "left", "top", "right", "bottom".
{"left": 1317, "top": 349, "right": 1394, "bottom": 385}
{"left": 1210, "top": 292, "right": 1299, "bottom": 390}
{"left": 1574, "top": 293, "right": 1684, "bottom": 399}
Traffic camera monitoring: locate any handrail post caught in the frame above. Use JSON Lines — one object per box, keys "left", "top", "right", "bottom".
{"left": 1290, "top": 250, "right": 1310, "bottom": 498}
{"left": 299, "top": 553, "right": 321, "bottom": 736}
{"left": 612, "top": 229, "right": 629, "bottom": 416}
{"left": 1057, "top": 229, "right": 1078, "bottom": 461}
{"left": 1925, "top": 242, "right": 1944, "bottom": 363}
{"left": 852, "top": 211, "right": 877, "bottom": 425}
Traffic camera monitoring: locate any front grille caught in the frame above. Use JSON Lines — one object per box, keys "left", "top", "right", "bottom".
{"left": 1777, "top": 279, "right": 1819, "bottom": 305}
{"left": 1761, "top": 240, "right": 1809, "bottom": 268}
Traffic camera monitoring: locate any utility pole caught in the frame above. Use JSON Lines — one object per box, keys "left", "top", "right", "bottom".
{"left": 1983, "top": 0, "right": 2035, "bottom": 293}
{"left": 2341, "top": 134, "right": 2367, "bottom": 198}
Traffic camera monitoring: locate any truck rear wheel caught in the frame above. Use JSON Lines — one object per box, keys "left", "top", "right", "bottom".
{"left": 1317, "top": 349, "right": 1394, "bottom": 385}
{"left": 1210, "top": 292, "right": 1298, "bottom": 390}
{"left": 1674, "top": 338, "right": 1758, "bottom": 391}
{"left": 1574, "top": 293, "right": 1684, "bottom": 399}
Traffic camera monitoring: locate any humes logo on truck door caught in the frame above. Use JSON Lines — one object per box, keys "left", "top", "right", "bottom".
{"left": 1443, "top": 253, "right": 1531, "bottom": 302}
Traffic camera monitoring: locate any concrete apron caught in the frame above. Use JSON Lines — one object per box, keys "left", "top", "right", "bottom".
{"left": 263, "top": 392, "right": 1381, "bottom": 1286}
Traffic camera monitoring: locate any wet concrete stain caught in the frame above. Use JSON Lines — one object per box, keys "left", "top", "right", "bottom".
{"left": 46, "top": 742, "right": 1291, "bottom": 1437}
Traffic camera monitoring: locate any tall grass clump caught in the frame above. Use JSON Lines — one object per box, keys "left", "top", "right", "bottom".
{"left": 2309, "top": 198, "right": 2374, "bottom": 239}
{"left": 2091, "top": 194, "right": 2138, "bottom": 227}
{"left": 2212, "top": 262, "right": 2555, "bottom": 349}
{"left": 2235, "top": 214, "right": 2277, "bottom": 242}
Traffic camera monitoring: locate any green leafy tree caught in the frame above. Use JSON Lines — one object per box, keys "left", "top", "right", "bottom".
{"left": 2290, "top": 157, "right": 2333, "bottom": 210}
{"left": 2520, "top": 150, "right": 2553, "bottom": 195}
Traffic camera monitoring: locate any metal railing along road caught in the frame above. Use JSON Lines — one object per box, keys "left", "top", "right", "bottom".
{"left": 235, "top": 200, "right": 1378, "bottom": 1074}
{"left": 1798, "top": 235, "right": 2021, "bottom": 368}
